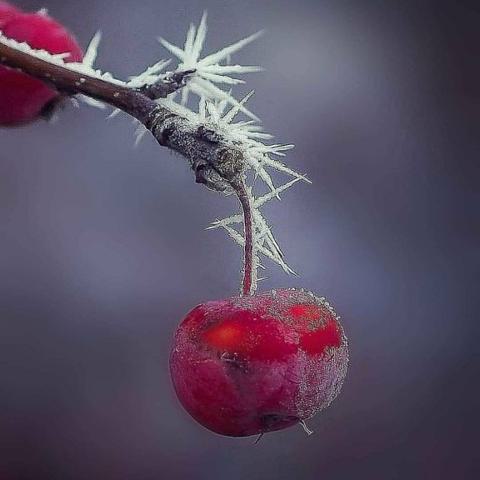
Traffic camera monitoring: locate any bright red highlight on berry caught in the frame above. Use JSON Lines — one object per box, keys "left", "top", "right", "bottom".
{"left": 288, "top": 303, "right": 322, "bottom": 320}
{"left": 0, "top": 5, "right": 83, "bottom": 126}
{"left": 299, "top": 318, "right": 342, "bottom": 354}
{"left": 203, "top": 321, "right": 246, "bottom": 351}
{"left": 170, "top": 288, "right": 348, "bottom": 437}
{"left": 202, "top": 313, "right": 297, "bottom": 361}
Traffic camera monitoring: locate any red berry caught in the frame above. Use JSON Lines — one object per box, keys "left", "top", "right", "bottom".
{"left": 0, "top": 10, "right": 83, "bottom": 126}
{"left": 0, "top": 2, "right": 19, "bottom": 28}
{"left": 0, "top": 2, "right": 18, "bottom": 23}
{"left": 170, "top": 288, "right": 348, "bottom": 437}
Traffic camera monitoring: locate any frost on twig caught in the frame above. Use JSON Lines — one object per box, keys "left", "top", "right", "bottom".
{"left": 0, "top": 30, "right": 125, "bottom": 85}
{"left": 118, "top": 13, "right": 310, "bottom": 281}
{"left": 195, "top": 96, "right": 307, "bottom": 282}
{"left": 156, "top": 12, "right": 263, "bottom": 119}
{"left": 0, "top": 12, "right": 310, "bottom": 289}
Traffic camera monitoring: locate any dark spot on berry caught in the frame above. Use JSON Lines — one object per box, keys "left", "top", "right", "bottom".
{"left": 220, "top": 351, "right": 249, "bottom": 373}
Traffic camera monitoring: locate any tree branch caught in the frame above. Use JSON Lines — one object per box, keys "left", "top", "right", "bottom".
{"left": 0, "top": 39, "right": 258, "bottom": 295}
{"left": 0, "top": 41, "right": 246, "bottom": 185}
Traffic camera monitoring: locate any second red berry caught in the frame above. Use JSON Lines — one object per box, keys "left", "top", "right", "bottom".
{"left": 0, "top": 1, "right": 19, "bottom": 28}
{"left": 0, "top": 5, "right": 83, "bottom": 126}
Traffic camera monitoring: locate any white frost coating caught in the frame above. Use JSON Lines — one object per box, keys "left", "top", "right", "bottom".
{"left": 0, "top": 31, "right": 127, "bottom": 86}
{"left": 0, "top": 16, "right": 309, "bottom": 279}
{"left": 0, "top": 30, "right": 120, "bottom": 110}
{"left": 0, "top": 29, "right": 167, "bottom": 94}
{"left": 127, "top": 59, "right": 171, "bottom": 88}
{"left": 208, "top": 178, "right": 301, "bottom": 275}
{"left": 82, "top": 31, "right": 102, "bottom": 69}
{"left": 192, "top": 94, "right": 308, "bottom": 275}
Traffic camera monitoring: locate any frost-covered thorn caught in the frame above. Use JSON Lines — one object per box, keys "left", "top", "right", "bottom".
{"left": 82, "top": 31, "right": 102, "bottom": 69}
{"left": 223, "top": 224, "right": 296, "bottom": 276}
{"left": 206, "top": 176, "right": 302, "bottom": 278}
{"left": 255, "top": 178, "right": 302, "bottom": 207}
{"left": 208, "top": 179, "right": 302, "bottom": 230}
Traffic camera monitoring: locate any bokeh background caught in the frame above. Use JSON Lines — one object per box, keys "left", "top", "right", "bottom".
{"left": 1, "top": 1, "right": 478, "bottom": 479}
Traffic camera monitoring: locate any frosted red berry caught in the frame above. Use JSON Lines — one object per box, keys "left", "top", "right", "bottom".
{"left": 0, "top": 8, "right": 83, "bottom": 126}
{"left": 170, "top": 288, "right": 348, "bottom": 437}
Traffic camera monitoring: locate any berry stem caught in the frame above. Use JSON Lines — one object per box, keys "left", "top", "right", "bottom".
{"left": 231, "top": 179, "right": 255, "bottom": 296}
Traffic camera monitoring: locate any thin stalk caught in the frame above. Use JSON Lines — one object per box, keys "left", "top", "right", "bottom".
{"left": 231, "top": 179, "right": 255, "bottom": 296}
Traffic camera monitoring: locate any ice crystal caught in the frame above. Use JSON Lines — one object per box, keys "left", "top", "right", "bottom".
{"left": 189, "top": 96, "right": 308, "bottom": 277}
{"left": 0, "top": 29, "right": 167, "bottom": 91}
{"left": 155, "top": 12, "right": 263, "bottom": 119}
{"left": 126, "top": 59, "right": 171, "bottom": 88}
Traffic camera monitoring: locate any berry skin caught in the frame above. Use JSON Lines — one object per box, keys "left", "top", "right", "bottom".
{"left": 0, "top": 9, "right": 83, "bottom": 126}
{"left": 170, "top": 288, "right": 348, "bottom": 437}
{"left": 0, "top": 2, "right": 19, "bottom": 28}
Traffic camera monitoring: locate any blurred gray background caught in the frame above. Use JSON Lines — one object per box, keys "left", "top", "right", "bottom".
{"left": 0, "top": 1, "right": 478, "bottom": 479}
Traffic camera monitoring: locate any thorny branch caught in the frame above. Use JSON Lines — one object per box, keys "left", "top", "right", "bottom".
{"left": 0, "top": 14, "right": 306, "bottom": 294}
{"left": 0, "top": 38, "right": 255, "bottom": 289}
{"left": 0, "top": 40, "right": 153, "bottom": 118}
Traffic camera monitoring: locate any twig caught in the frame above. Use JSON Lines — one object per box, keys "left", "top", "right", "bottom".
{"left": 0, "top": 41, "right": 194, "bottom": 120}
{"left": 0, "top": 40, "right": 156, "bottom": 121}
{"left": 140, "top": 69, "right": 196, "bottom": 100}
{"left": 0, "top": 40, "right": 257, "bottom": 293}
{"left": 0, "top": 41, "right": 245, "bottom": 184}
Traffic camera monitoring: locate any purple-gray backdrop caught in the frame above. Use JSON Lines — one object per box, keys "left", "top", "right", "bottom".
{"left": 0, "top": 1, "right": 478, "bottom": 479}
